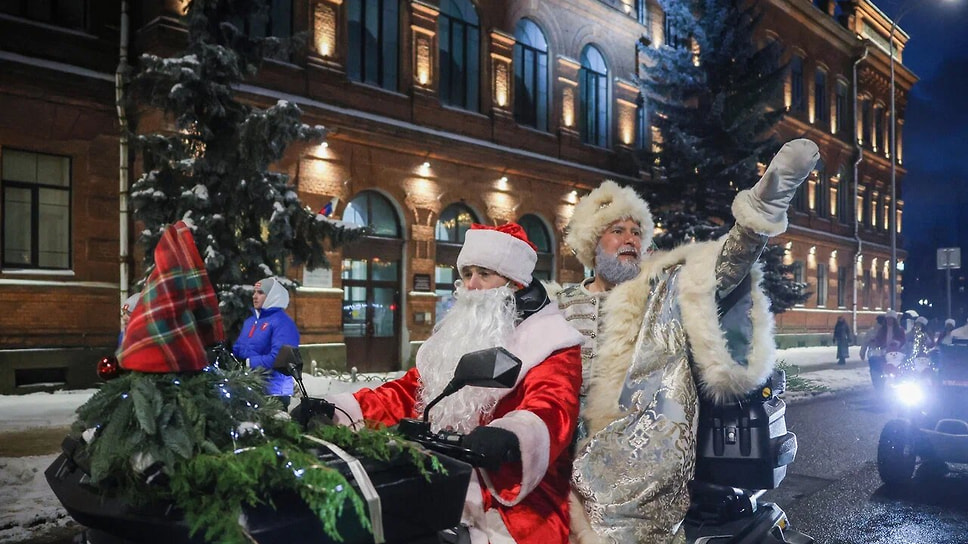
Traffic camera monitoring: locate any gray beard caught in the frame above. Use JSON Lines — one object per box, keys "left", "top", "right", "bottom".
{"left": 416, "top": 285, "right": 518, "bottom": 433}
{"left": 595, "top": 244, "right": 641, "bottom": 285}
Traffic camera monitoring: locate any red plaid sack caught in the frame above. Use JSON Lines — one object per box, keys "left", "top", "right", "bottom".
{"left": 120, "top": 221, "right": 224, "bottom": 373}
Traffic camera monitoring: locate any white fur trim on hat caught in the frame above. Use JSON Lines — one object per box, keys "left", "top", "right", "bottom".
{"left": 457, "top": 229, "right": 537, "bottom": 286}
{"left": 565, "top": 180, "right": 653, "bottom": 270}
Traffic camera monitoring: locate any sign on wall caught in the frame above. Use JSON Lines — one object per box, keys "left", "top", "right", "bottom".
{"left": 303, "top": 266, "right": 334, "bottom": 288}
{"left": 413, "top": 273, "right": 432, "bottom": 292}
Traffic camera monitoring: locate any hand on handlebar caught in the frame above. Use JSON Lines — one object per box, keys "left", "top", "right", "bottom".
{"left": 463, "top": 426, "right": 521, "bottom": 471}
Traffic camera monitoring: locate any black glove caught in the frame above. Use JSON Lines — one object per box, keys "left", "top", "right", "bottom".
{"left": 464, "top": 425, "right": 521, "bottom": 471}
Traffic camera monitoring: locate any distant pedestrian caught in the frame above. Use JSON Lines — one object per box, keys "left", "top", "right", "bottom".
{"left": 867, "top": 310, "right": 906, "bottom": 392}
{"left": 937, "top": 318, "right": 957, "bottom": 346}
{"left": 859, "top": 315, "right": 885, "bottom": 361}
{"left": 232, "top": 277, "right": 299, "bottom": 409}
{"left": 833, "top": 316, "right": 852, "bottom": 365}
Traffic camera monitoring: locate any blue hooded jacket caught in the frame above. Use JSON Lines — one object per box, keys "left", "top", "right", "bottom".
{"left": 233, "top": 278, "right": 299, "bottom": 396}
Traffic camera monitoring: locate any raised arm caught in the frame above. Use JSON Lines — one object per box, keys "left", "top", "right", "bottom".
{"left": 719, "top": 139, "right": 820, "bottom": 302}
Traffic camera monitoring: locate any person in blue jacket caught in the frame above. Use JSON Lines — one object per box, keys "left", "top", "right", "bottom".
{"left": 233, "top": 276, "right": 299, "bottom": 408}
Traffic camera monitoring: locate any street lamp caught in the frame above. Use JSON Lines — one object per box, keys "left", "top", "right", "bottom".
{"left": 888, "top": 0, "right": 956, "bottom": 310}
{"left": 888, "top": 4, "right": 915, "bottom": 311}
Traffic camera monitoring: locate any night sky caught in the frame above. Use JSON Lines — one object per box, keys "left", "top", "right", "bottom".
{"left": 881, "top": 0, "right": 968, "bottom": 318}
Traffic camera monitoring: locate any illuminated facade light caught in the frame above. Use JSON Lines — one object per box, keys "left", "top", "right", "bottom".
{"left": 314, "top": 2, "right": 337, "bottom": 57}
{"left": 562, "top": 87, "right": 576, "bottom": 127}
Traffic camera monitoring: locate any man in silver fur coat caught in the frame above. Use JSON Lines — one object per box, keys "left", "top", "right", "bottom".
{"left": 557, "top": 139, "right": 820, "bottom": 543}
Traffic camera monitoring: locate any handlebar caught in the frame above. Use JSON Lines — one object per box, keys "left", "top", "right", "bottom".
{"left": 396, "top": 418, "right": 485, "bottom": 467}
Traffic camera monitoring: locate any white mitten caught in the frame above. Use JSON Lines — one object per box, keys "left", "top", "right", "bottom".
{"left": 732, "top": 138, "right": 820, "bottom": 236}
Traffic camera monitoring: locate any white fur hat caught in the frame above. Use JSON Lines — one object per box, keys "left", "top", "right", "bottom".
{"left": 946, "top": 318, "right": 956, "bottom": 327}
{"left": 457, "top": 223, "right": 537, "bottom": 287}
{"left": 565, "top": 180, "right": 654, "bottom": 269}
{"left": 916, "top": 316, "right": 928, "bottom": 326}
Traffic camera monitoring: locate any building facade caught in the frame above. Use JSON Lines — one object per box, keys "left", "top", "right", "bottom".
{"left": 0, "top": 0, "right": 912, "bottom": 392}
{"left": 756, "top": 0, "right": 914, "bottom": 346}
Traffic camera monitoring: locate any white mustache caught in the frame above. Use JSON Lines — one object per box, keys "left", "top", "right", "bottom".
{"left": 617, "top": 245, "right": 639, "bottom": 258}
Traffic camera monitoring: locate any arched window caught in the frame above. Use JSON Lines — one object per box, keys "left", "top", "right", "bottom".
{"left": 343, "top": 191, "right": 400, "bottom": 237}
{"left": 513, "top": 19, "right": 549, "bottom": 131}
{"left": 435, "top": 202, "right": 476, "bottom": 243}
{"left": 519, "top": 214, "right": 554, "bottom": 281}
{"left": 438, "top": 0, "right": 480, "bottom": 110}
{"left": 434, "top": 203, "right": 479, "bottom": 322}
{"left": 579, "top": 45, "right": 609, "bottom": 147}
{"left": 341, "top": 191, "right": 403, "bottom": 370}
{"left": 347, "top": 0, "right": 399, "bottom": 90}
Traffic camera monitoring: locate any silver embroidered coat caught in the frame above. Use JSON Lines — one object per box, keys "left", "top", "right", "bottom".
{"left": 560, "top": 226, "right": 777, "bottom": 544}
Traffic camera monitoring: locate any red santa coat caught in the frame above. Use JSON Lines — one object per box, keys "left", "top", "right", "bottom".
{"left": 330, "top": 304, "right": 583, "bottom": 544}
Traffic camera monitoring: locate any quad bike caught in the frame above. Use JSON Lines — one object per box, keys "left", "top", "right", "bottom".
{"left": 46, "top": 345, "right": 487, "bottom": 544}
{"left": 684, "top": 369, "right": 813, "bottom": 544}
{"left": 50, "top": 346, "right": 812, "bottom": 543}
{"left": 876, "top": 341, "right": 968, "bottom": 486}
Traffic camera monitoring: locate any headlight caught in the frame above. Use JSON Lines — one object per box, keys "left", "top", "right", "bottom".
{"left": 893, "top": 380, "right": 925, "bottom": 406}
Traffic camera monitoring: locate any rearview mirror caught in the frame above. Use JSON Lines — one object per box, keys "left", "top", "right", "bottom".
{"left": 451, "top": 347, "right": 522, "bottom": 390}
{"left": 423, "top": 347, "right": 522, "bottom": 423}
{"left": 272, "top": 345, "right": 303, "bottom": 376}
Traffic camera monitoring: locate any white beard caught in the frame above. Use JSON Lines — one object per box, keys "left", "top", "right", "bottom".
{"left": 595, "top": 243, "right": 641, "bottom": 285}
{"left": 416, "top": 284, "right": 518, "bottom": 433}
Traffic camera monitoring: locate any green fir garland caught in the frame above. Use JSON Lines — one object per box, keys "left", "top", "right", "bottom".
{"left": 71, "top": 369, "right": 443, "bottom": 544}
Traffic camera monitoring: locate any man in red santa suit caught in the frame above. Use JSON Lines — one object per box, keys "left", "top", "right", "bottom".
{"left": 328, "top": 222, "right": 584, "bottom": 544}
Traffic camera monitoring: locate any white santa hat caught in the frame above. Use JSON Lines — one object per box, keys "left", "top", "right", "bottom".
{"left": 565, "top": 180, "right": 654, "bottom": 269}
{"left": 457, "top": 223, "right": 537, "bottom": 287}
{"left": 885, "top": 309, "right": 898, "bottom": 320}
{"left": 946, "top": 318, "right": 956, "bottom": 327}
{"left": 916, "top": 316, "right": 928, "bottom": 326}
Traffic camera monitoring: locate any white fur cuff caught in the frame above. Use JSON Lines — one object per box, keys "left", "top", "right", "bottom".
{"left": 731, "top": 189, "right": 788, "bottom": 237}
{"left": 327, "top": 392, "right": 365, "bottom": 429}
{"left": 676, "top": 240, "right": 776, "bottom": 403}
{"left": 482, "top": 410, "right": 550, "bottom": 507}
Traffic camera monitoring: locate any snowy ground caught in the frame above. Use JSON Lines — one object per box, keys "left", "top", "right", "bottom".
{"left": 0, "top": 346, "right": 868, "bottom": 543}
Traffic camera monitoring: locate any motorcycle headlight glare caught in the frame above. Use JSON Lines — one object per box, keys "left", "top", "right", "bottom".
{"left": 894, "top": 380, "right": 925, "bottom": 406}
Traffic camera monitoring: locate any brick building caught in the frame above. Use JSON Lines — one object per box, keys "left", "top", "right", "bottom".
{"left": 0, "top": 0, "right": 912, "bottom": 392}
{"left": 757, "top": 0, "right": 914, "bottom": 346}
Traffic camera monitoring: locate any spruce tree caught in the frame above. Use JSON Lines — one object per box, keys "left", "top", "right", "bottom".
{"left": 639, "top": 0, "right": 808, "bottom": 309}
{"left": 129, "top": 0, "right": 361, "bottom": 336}
{"left": 759, "top": 244, "right": 811, "bottom": 313}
